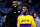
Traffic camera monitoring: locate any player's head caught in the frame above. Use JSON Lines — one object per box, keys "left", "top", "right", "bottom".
{"left": 12, "top": 1, "right": 18, "bottom": 8}
{"left": 22, "top": 5, "right": 29, "bottom": 13}
{"left": 34, "top": 13, "right": 38, "bottom": 18}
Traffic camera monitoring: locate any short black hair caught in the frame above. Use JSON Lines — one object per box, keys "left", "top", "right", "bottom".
{"left": 23, "top": 5, "right": 29, "bottom": 9}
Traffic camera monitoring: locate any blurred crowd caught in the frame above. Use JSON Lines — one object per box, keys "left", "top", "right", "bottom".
{"left": 0, "top": 0, "right": 40, "bottom": 27}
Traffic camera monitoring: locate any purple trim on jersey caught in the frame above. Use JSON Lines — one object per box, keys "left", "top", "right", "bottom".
{"left": 22, "top": 13, "right": 33, "bottom": 17}
{"left": 22, "top": 13, "right": 31, "bottom": 16}
{"left": 20, "top": 24, "right": 31, "bottom": 27}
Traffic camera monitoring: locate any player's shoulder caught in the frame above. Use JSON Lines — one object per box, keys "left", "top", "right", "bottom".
{"left": 17, "top": 15, "right": 22, "bottom": 20}
{"left": 27, "top": 15, "right": 33, "bottom": 18}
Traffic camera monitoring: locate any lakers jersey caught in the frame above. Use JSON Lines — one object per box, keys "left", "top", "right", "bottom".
{"left": 17, "top": 13, "right": 36, "bottom": 27}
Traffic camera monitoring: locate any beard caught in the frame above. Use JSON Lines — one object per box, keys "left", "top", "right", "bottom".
{"left": 23, "top": 12, "right": 28, "bottom": 14}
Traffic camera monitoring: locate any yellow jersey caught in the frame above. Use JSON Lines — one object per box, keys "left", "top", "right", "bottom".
{"left": 17, "top": 13, "right": 36, "bottom": 27}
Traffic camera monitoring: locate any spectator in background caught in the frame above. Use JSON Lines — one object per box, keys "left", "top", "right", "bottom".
{"left": 1, "top": 9, "right": 5, "bottom": 16}
{"left": 34, "top": 13, "right": 40, "bottom": 27}
{"left": 17, "top": 1, "right": 23, "bottom": 13}
{"left": 2, "top": 15, "right": 6, "bottom": 27}
{"left": 6, "top": 1, "right": 21, "bottom": 27}
{"left": 29, "top": 11, "right": 34, "bottom": 16}
{"left": 0, "top": 8, "right": 6, "bottom": 27}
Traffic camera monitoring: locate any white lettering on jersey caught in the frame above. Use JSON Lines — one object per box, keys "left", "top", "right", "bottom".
{"left": 18, "top": 11, "right": 20, "bottom": 13}
{"left": 14, "top": 12, "right": 16, "bottom": 14}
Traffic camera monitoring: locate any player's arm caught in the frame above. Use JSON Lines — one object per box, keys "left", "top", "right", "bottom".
{"left": 17, "top": 16, "right": 20, "bottom": 27}
{"left": 31, "top": 16, "right": 36, "bottom": 27}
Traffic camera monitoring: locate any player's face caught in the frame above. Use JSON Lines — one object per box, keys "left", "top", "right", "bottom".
{"left": 12, "top": 3, "right": 18, "bottom": 8}
{"left": 22, "top": 6, "right": 28, "bottom": 13}
{"left": 34, "top": 14, "right": 37, "bottom": 18}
